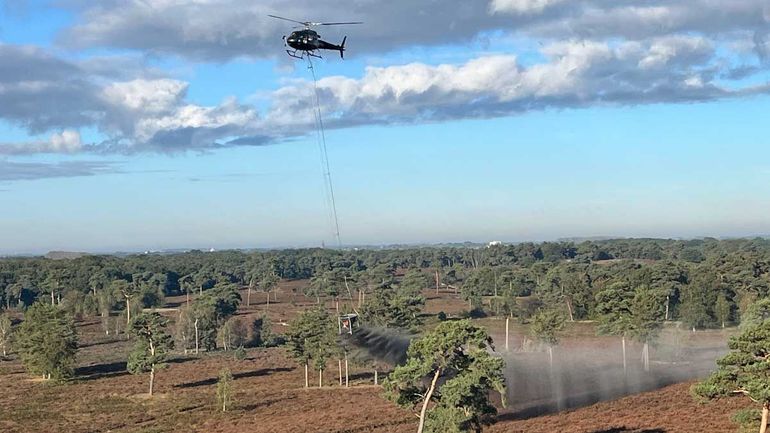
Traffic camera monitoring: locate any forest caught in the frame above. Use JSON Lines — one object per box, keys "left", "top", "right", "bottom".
{"left": 2, "top": 237, "right": 768, "bottom": 328}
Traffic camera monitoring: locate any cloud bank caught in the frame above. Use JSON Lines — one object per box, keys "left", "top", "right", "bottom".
{"left": 0, "top": 0, "right": 768, "bottom": 158}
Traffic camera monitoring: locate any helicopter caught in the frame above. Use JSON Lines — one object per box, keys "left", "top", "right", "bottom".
{"left": 268, "top": 15, "right": 362, "bottom": 59}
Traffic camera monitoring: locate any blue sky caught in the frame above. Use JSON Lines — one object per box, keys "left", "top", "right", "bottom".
{"left": 1, "top": 1, "right": 770, "bottom": 254}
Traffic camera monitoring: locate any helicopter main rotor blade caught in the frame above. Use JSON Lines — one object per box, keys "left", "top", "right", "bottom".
{"left": 268, "top": 15, "right": 310, "bottom": 26}
{"left": 317, "top": 22, "right": 364, "bottom": 26}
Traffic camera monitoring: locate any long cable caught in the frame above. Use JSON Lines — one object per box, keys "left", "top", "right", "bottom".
{"left": 307, "top": 57, "right": 342, "bottom": 248}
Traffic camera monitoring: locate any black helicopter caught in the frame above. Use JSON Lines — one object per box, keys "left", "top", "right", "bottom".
{"left": 268, "top": 15, "right": 362, "bottom": 59}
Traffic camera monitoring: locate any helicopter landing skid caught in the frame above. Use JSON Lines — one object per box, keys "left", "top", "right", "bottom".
{"left": 286, "top": 49, "right": 322, "bottom": 60}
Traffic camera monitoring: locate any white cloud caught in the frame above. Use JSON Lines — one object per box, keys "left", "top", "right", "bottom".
{"left": 102, "top": 79, "right": 187, "bottom": 114}
{"left": 49, "top": 130, "right": 83, "bottom": 153}
{"left": 489, "top": 0, "right": 567, "bottom": 14}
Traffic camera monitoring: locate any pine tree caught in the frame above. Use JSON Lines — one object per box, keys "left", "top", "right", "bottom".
{"left": 530, "top": 308, "right": 566, "bottom": 372}
{"left": 384, "top": 320, "right": 506, "bottom": 433}
{"left": 15, "top": 303, "right": 78, "bottom": 381}
{"left": 127, "top": 312, "right": 174, "bottom": 396}
{"left": 595, "top": 283, "right": 634, "bottom": 374}
{"left": 628, "top": 286, "right": 665, "bottom": 371}
{"left": 693, "top": 319, "right": 770, "bottom": 433}
{"left": 285, "top": 307, "right": 337, "bottom": 387}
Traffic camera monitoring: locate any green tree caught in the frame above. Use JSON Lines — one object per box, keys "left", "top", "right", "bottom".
{"left": 595, "top": 282, "right": 634, "bottom": 374}
{"left": 693, "top": 319, "right": 770, "bottom": 433}
{"left": 0, "top": 313, "right": 12, "bottom": 357}
{"left": 741, "top": 299, "right": 770, "bottom": 330}
{"left": 192, "top": 282, "right": 241, "bottom": 351}
{"left": 285, "top": 307, "right": 337, "bottom": 387}
{"left": 679, "top": 280, "right": 715, "bottom": 331}
{"left": 250, "top": 315, "right": 278, "bottom": 348}
{"left": 530, "top": 308, "right": 565, "bottom": 370}
{"left": 111, "top": 279, "right": 140, "bottom": 334}
{"left": 629, "top": 286, "right": 665, "bottom": 371}
{"left": 400, "top": 268, "right": 431, "bottom": 297}
{"left": 384, "top": 320, "right": 506, "bottom": 433}
{"left": 715, "top": 292, "right": 732, "bottom": 329}
{"left": 127, "top": 312, "right": 174, "bottom": 396}
{"left": 260, "top": 272, "right": 280, "bottom": 309}
{"left": 15, "top": 303, "right": 78, "bottom": 380}
{"left": 360, "top": 283, "right": 424, "bottom": 330}
{"left": 217, "top": 368, "right": 234, "bottom": 412}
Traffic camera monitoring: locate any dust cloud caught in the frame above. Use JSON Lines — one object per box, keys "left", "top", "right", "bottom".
{"left": 347, "top": 326, "right": 728, "bottom": 418}
{"left": 498, "top": 332, "right": 727, "bottom": 418}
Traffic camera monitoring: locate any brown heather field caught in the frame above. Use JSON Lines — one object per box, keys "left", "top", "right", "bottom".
{"left": 0, "top": 281, "right": 749, "bottom": 433}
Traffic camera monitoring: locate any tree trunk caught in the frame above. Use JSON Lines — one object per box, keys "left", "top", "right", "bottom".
{"left": 247, "top": 286, "right": 251, "bottom": 307}
{"left": 417, "top": 368, "right": 441, "bottom": 433}
{"left": 338, "top": 359, "right": 343, "bottom": 386}
{"left": 505, "top": 317, "right": 510, "bottom": 352}
{"left": 126, "top": 297, "right": 131, "bottom": 329}
{"left": 665, "top": 295, "right": 670, "bottom": 321}
{"left": 186, "top": 288, "right": 190, "bottom": 306}
{"left": 149, "top": 366, "right": 155, "bottom": 396}
{"left": 374, "top": 369, "right": 378, "bottom": 385}
{"left": 149, "top": 339, "right": 156, "bottom": 396}
{"left": 319, "top": 369, "right": 323, "bottom": 388}
{"left": 642, "top": 341, "right": 650, "bottom": 372}
{"left": 344, "top": 276, "right": 354, "bottom": 300}
{"left": 194, "top": 318, "right": 199, "bottom": 354}
{"left": 305, "top": 362, "right": 309, "bottom": 388}
{"left": 760, "top": 403, "right": 769, "bottom": 433}
{"left": 345, "top": 356, "right": 349, "bottom": 388}
{"left": 266, "top": 292, "right": 270, "bottom": 309}
{"left": 565, "top": 299, "right": 574, "bottom": 322}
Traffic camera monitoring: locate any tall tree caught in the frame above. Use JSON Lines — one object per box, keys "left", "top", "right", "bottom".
{"left": 260, "top": 272, "right": 280, "bottom": 309}
{"left": 285, "top": 307, "right": 337, "bottom": 388}
{"left": 595, "top": 282, "right": 634, "bottom": 374}
{"left": 360, "top": 283, "right": 424, "bottom": 330}
{"left": 192, "top": 282, "right": 241, "bottom": 351}
{"left": 629, "top": 286, "right": 665, "bottom": 371}
{"left": 384, "top": 320, "right": 506, "bottom": 433}
{"left": 127, "top": 312, "right": 174, "bottom": 396}
{"left": 530, "top": 308, "right": 566, "bottom": 371}
{"left": 15, "top": 303, "right": 78, "bottom": 381}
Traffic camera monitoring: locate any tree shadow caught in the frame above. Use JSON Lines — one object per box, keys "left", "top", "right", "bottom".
{"left": 77, "top": 338, "right": 124, "bottom": 349}
{"left": 589, "top": 429, "right": 666, "bottom": 433}
{"left": 76, "top": 356, "right": 199, "bottom": 381}
{"left": 174, "top": 367, "right": 292, "bottom": 389}
{"left": 75, "top": 360, "right": 128, "bottom": 381}
{"left": 335, "top": 419, "right": 414, "bottom": 433}
{"left": 239, "top": 395, "right": 297, "bottom": 411}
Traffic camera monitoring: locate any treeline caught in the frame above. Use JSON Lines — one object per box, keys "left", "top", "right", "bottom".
{"left": 0, "top": 237, "right": 769, "bottom": 331}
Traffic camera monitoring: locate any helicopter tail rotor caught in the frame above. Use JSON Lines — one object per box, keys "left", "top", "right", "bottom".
{"left": 339, "top": 36, "right": 347, "bottom": 59}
